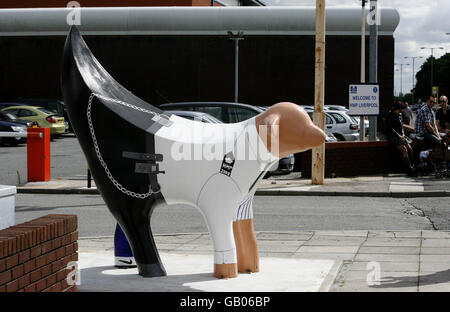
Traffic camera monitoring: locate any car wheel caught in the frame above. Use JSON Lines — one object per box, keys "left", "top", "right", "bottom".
{"left": 334, "top": 133, "right": 345, "bottom": 141}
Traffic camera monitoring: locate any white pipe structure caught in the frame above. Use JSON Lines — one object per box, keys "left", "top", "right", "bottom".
{"left": 0, "top": 132, "right": 43, "bottom": 138}
{"left": 0, "top": 7, "right": 399, "bottom": 37}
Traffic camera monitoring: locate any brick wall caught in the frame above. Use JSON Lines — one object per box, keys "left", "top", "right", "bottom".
{"left": 0, "top": 215, "right": 78, "bottom": 292}
{"left": 298, "top": 140, "right": 431, "bottom": 178}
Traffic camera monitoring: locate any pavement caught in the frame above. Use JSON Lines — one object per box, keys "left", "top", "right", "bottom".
{"left": 12, "top": 173, "right": 450, "bottom": 292}
{"left": 76, "top": 230, "right": 450, "bottom": 292}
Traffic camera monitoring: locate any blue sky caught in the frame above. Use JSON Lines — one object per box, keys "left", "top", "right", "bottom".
{"left": 263, "top": 0, "right": 450, "bottom": 97}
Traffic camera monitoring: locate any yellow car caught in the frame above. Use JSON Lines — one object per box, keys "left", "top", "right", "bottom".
{"left": 1, "top": 105, "right": 66, "bottom": 135}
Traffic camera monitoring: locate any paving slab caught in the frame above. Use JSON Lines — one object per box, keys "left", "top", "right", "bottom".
{"left": 313, "top": 231, "right": 369, "bottom": 237}
{"left": 358, "top": 246, "right": 420, "bottom": 255}
{"left": 420, "top": 247, "right": 450, "bottom": 255}
{"left": 292, "top": 253, "right": 356, "bottom": 261}
{"left": 296, "top": 246, "right": 360, "bottom": 254}
{"left": 258, "top": 244, "right": 301, "bottom": 253}
{"left": 354, "top": 254, "right": 420, "bottom": 262}
{"left": 303, "top": 238, "right": 365, "bottom": 246}
{"left": 331, "top": 280, "right": 418, "bottom": 292}
{"left": 419, "top": 262, "right": 450, "bottom": 272}
{"left": 77, "top": 252, "right": 336, "bottom": 292}
{"left": 344, "top": 261, "right": 419, "bottom": 272}
{"left": 421, "top": 239, "right": 450, "bottom": 248}
{"left": 257, "top": 232, "right": 314, "bottom": 241}
{"left": 419, "top": 255, "right": 450, "bottom": 262}
{"left": 421, "top": 231, "right": 450, "bottom": 239}
{"left": 419, "top": 283, "right": 450, "bottom": 292}
{"left": 363, "top": 238, "right": 421, "bottom": 247}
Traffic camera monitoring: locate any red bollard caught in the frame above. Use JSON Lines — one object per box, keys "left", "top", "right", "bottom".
{"left": 27, "top": 128, "right": 51, "bottom": 182}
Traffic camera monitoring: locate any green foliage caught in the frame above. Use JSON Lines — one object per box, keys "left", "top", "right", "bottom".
{"left": 414, "top": 53, "right": 450, "bottom": 100}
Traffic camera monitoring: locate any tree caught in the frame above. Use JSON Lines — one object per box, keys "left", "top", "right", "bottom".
{"left": 414, "top": 53, "right": 450, "bottom": 100}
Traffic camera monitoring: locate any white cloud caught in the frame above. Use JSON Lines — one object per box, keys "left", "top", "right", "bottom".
{"left": 263, "top": 0, "right": 450, "bottom": 95}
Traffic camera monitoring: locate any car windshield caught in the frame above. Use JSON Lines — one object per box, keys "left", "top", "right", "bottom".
{"left": 37, "top": 108, "right": 53, "bottom": 115}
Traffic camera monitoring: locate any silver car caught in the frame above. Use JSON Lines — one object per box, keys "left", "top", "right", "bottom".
{"left": 306, "top": 110, "right": 359, "bottom": 141}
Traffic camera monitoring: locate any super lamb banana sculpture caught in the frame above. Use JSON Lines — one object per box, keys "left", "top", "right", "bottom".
{"left": 61, "top": 26, "right": 325, "bottom": 279}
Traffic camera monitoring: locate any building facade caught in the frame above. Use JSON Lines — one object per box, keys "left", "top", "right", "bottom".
{"left": 0, "top": 6, "right": 399, "bottom": 121}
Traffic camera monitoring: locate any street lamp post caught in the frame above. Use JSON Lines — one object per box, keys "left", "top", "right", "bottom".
{"left": 395, "top": 63, "right": 410, "bottom": 97}
{"left": 404, "top": 56, "right": 423, "bottom": 103}
{"left": 228, "top": 31, "right": 244, "bottom": 103}
{"left": 421, "top": 46, "right": 444, "bottom": 96}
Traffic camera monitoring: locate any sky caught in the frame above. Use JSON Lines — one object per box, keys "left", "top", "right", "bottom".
{"left": 263, "top": 0, "right": 450, "bottom": 97}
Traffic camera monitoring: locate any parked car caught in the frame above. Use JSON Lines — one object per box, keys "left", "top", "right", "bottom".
{"left": 0, "top": 110, "right": 38, "bottom": 128}
{"left": 169, "top": 110, "right": 222, "bottom": 123}
{"left": 0, "top": 120, "right": 28, "bottom": 146}
{"left": 161, "top": 102, "right": 294, "bottom": 176}
{"left": 324, "top": 105, "right": 369, "bottom": 134}
{"left": 306, "top": 110, "right": 359, "bottom": 141}
{"left": 1, "top": 105, "right": 66, "bottom": 136}
{"left": 15, "top": 99, "right": 71, "bottom": 132}
{"left": 160, "top": 102, "right": 263, "bottom": 123}
{"left": 0, "top": 102, "right": 27, "bottom": 110}
{"left": 325, "top": 131, "right": 338, "bottom": 142}
{"left": 324, "top": 105, "right": 348, "bottom": 112}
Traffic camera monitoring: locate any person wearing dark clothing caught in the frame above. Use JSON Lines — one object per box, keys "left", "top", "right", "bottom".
{"left": 386, "top": 101, "right": 416, "bottom": 176}
{"left": 436, "top": 95, "right": 449, "bottom": 133}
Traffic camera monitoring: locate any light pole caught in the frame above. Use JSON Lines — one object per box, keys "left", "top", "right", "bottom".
{"left": 228, "top": 31, "right": 244, "bottom": 103}
{"left": 360, "top": 0, "right": 367, "bottom": 83}
{"left": 421, "top": 46, "right": 444, "bottom": 95}
{"left": 404, "top": 56, "right": 422, "bottom": 103}
{"left": 395, "top": 63, "right": 410, "bottom": 97}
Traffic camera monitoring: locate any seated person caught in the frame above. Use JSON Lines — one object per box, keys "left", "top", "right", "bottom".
{"left": 415, "top": 95, "right": 441, "bottom": 147}
{"left": 401, "top": 102, "right": 415, "bottom": 136}
{"left": 436, "top": 95, "right": 449, "bottom": 134}
{"left": 386, "top": 101, "right": 415, "bottom": 176}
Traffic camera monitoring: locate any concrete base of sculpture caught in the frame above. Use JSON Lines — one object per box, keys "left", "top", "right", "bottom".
{"left": 0, "top": 185, "right": 16, "bottom": 230}
{"left": 77, "top": 251, "right": 337, "bottom": 292}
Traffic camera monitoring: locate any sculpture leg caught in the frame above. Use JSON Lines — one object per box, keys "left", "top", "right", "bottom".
{"left": 233, "top": 219, "right": 260, "bottom": 273}
{"left": 113, "top": 197, "right": 167, "bottom": 277}
{"left": 201, "top": 211, "right": 238, "bottom": 279}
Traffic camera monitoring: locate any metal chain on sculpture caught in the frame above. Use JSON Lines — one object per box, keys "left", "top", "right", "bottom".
{"left": 87, "top": 92, "right": 162, "bottom": 199}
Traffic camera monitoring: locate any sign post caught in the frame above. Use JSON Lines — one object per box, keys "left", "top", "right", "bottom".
{"left": 349, "top": 84, "right": 380, "bottom": 119}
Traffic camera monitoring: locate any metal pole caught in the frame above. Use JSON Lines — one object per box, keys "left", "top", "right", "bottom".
{"left": 228, "top": 31, "right": 244, "bottom": 103}
{"left": 431, "top": 48, "right": 434, "bottom": 95}
{"left": 87, "top": 166, "right": 91, "bottom": 188}
{"left": 235, "top": 38, "right": 239, "bottom": 103}
{"left": 368, "top": 0, "right": 378, "bottom": 141}
{"left": 421, "top": 46, "right": 443, "bottom": 103}
{"left": 361, "top": 0, "right": 366, "bottom": 84}
{"left": 359, "top": 0, "right": 366, "bottom": 141}
{"left": 311, "top": 0, "right": 326, "bottom": 185}
{"left": 400, "top": 64, "right": 403, "bottom": 96}
{"left": 404, "top": 56, "right": 422, "bottom": 104}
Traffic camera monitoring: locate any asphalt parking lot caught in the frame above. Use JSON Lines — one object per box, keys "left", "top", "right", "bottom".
{"left": 0, "top": 134, "right": 86, "bottom": 186}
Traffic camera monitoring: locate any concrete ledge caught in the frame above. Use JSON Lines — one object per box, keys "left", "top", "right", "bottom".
{"left": 0, "top": 185, "right": 16, "bottom": 230}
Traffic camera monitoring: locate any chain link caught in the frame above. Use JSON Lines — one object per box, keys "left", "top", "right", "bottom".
{"left": 87, "top": 93, "right": 163, "bottom": 199}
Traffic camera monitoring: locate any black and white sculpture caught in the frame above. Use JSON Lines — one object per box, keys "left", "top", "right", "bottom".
{"left": 61, "top": 26, "right": 325, "bottom": 279}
